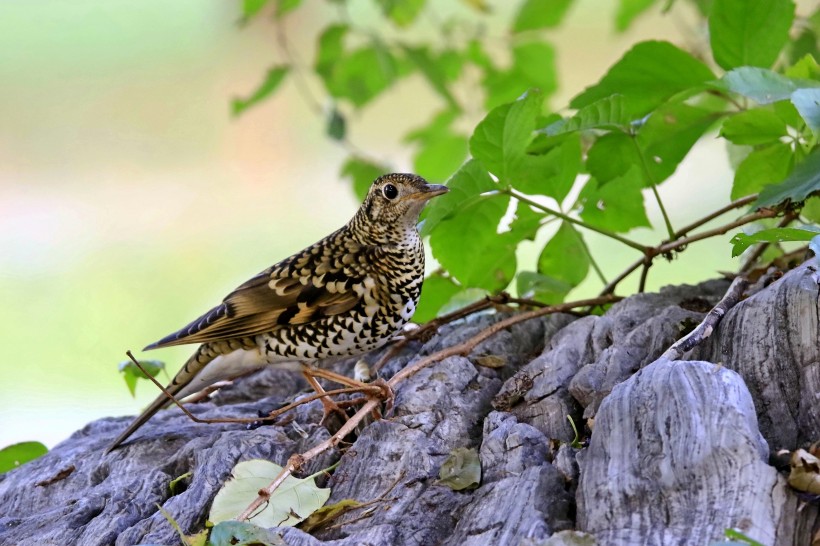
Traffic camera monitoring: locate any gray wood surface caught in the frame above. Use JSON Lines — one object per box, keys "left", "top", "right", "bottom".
{"left": 1, "top": 263, "right": 818, "bottom": 546}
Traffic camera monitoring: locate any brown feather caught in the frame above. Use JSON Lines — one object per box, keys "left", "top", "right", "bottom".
{"left": 144, "top": 264, "right": 366, "bottom": 349}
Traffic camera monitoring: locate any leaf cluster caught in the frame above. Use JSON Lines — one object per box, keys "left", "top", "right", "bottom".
{"left": 235, "top": 0, "right": 820, "bottom": 319}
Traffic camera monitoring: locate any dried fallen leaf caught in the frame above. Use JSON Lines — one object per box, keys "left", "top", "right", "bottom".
{"left": 438, "top": 447, "right": 481, "bottom": 491}
{"left": 298, "top": 498, "right": 364, "bottom": 533}
{"left": 209, "top": 520, "right": 285, "bottom": 546}
{"left": 474, "top": 355, "right": 507, "bottom": 368}
{"left": 787, "top": 449, "right": 820, "bottom": 494}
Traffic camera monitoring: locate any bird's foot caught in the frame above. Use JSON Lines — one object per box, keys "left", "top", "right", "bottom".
{"left": 318, "top": 395, "right": 349, "bottom": 426}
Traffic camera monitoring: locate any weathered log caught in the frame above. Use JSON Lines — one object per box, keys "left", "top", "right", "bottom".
{"left": 0, "top": 262, "right": 818, "bottom": 546}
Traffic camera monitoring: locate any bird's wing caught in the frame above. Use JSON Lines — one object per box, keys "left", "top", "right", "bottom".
{"left": 144, "top": 247, "right": 369, "bottom": 350}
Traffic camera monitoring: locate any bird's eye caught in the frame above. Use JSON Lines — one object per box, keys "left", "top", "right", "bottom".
{"left": 382, "top": 184, "right": 398, "bottom": 200}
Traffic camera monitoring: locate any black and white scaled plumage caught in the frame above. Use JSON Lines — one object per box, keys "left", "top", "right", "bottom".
{"left": 107, "top": 173, "right": 448, "bottom": 451}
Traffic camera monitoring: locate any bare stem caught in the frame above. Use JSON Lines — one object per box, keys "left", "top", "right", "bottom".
{"left": 631, "top": 136, "right": 675, "bottom": 239}
{"left": 661, "top": 276, "right": 749, "bottom": 360}
{"left": 673, "top": 195, "right": 758, "bottom": 238}
{"left": 503, "top": 188, "right": 648, "bottom": 252}
{"left": 601, "top": 208, "right": 779, "bottom": 295}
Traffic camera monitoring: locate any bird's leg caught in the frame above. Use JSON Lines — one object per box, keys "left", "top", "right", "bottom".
{"left": 300, "top": 363, "right": 395, "bottom": 424}
{"left": 306, "top": 366, "right": 393, "bottom": 403}
{"left": 301, "top": 365, "right": 350, "bottom": 424}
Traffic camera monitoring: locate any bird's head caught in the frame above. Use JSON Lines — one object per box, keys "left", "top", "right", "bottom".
{"left": 353, "top": 173, "right": 448, "bottom": 241}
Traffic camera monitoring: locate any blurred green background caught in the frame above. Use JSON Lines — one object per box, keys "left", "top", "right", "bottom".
{"left": 1, "top": 0, "right": 790, "bottom": 447}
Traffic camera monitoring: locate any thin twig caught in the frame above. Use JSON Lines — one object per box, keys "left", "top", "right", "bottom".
{"left": 661, "top": 276, "right": 749, "bottom": 360}
{"left": 672, "top": 195, "right": 758, "bottom": 238}
{"left": 503, "top": 188, "right": 649, "bottom": 252}
{"left": 638, "top": 256, "right": 652, "bottom": 293}
{"left": 630, "top": 136, "right": 675, "bottom": 239}
{"left": 127, "top": 351, "right": 379, "bottom": 426}
{"left": 654, "top": 210, "right": 776, "bottom": 254}
{"left": 600, "top": 208, "right": 779, "bottom": 295}
{"left": 235, "top": 294, "right": 621, "bottom": 522}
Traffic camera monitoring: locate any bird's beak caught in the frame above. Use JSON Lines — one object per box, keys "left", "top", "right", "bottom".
{"left": 411, "top": 184, "right": 449, "bottom": 200}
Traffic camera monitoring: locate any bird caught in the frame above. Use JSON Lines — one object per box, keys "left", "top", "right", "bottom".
{"left": 107, "top": 173, "right": 448, "bottom": 451}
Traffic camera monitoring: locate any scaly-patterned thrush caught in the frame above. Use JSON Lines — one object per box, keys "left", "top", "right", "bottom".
{"left": 107, "top": 173, "right": 447, "bottom": 451}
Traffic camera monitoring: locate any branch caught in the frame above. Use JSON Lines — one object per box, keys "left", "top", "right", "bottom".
{"left": 661, "top": 276, "right": 748, "bottom": 360}
{"left": 503, "top": 188, "right": 649, "bottom": 252}
{"left": 235, "top": 294, "right": 621, "bottom": 522}
{"left": 672, "top": 194, "right": 758, "bottom": 238}
{"left": 127, "top": 351, "right": 381, "bottom": 427}
{"left": 630, "top": 136, "right": 675, "bottom": 239}
{"left": 601, "top": 208, "right": 779, "bottom": 295}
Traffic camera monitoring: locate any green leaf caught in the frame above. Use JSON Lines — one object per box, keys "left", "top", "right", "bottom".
{"left": 430, "top": 193, "right": 515, "bottom": 291}
{"left": 791, "top": 88, "right": 820, "bottom": 135}
{"left": 402, "top": 46, "right": 459, "bottom": 108}
{"left": 413, "top": 133, "right": 468, "bottom": 183}
{"left": 730, "top": 226, "right": 820, "bottom": 257}
{"left": 209, "top": 459, "right": 330, "bottom": 527}
{"left": 483, "top": 43, "right": 557, "bottom": 109}
{"left": 722, "top": 528, "right": 766, "bottom": 546}
{"left": 587, "top": 102, "right": 716, "bottom": 189}
{"left": 788, "top": 30, "right": 820, "bottom": 68}
{"left": 508, "top": 200, "right": 545, "bottom": 242}
{"left": 571, "top": 41, "right": 715, "bottom": 117}
{"left": 516, "top": 271, "right": 572, "bottom": 304}
{"left": 773, "top": 100, "right": 804, "bottom": 130}
{"left": 329, "top": 45, "right": 399, "bottom": 107}
{"left": 586, "top": 132, "right": 640, "bottom": 183}
{"left": 315, "top": 26, "right": 400, "bottom": 108}
{"left": 118, "top": 359, "right": 165, "bottom": 397}
{"left": 785, "top": 54, "right": 820, "bottom": 80}
{"left": 803, "top": 196, "right": 820, "bottom": 222}
{"left": 326, "top": 108, "right": 346, "bottom": 141}
{"left": 0, "top": 441, "right": 48, "bottom": 473}
{"left": 615, "top": 0, "right": 656, "bottom": 31}
{"left": 242, "top": 0, "right": 269, "bottom": 20}
{"left": 414, "top": 274, "right": 462, "bottom": 323}
{"left": 537, "top": 222, "right": 589, "bottom": 287}
{"left": 637, "top": 102, "right": 721, "bottom": 184}
{"left": 405, "top": 110, "right": 468, "bottom": 181}
{"left": 542, "top": 94, "right": 633, "bottom": 136}
{"left": 420, "top": 159, "right": 495, "bottom": 237}
{"left": 512, "top": 0, "right": 574, "bottom": 32}
{"left": 315, "top": 25, "right": 348, "bottom": 82}
{"left": 437, "top": 288, "right": 490, "bottom": 316}
{"left": 210, "top": 521, "right": 286, "bottom": 546}
{"left": 756, "top": 148, "right": 820, "bottom": 208}
{"left": 275, "top": 0, "right": 302, "bottom": 18}
{"left": 231, "top": 66, "right": 289, "bottom": 117}
{"left": 169, "top": 472, "right": 192, "bottom": 495}
{"left": 720, "top": 67, "right": 807, "bottom": 104}
{"left": 509, "top": 42, "right": 557, "bottom": 97}
{"left": 577, "top": 166, "right": 651, "bottom": 232}
{"left": 376, "top": 0, "right": 426, "bottom": 27}
{"left": 340, "top": 156, "right": 388, "bottom": 202}
{"left": 731, "top": 143, "right": 794, "bottom": 200}
{"left": 513, "top": 133, "right": 582, "bottom": 202}
{"left": 708, "top": 0, "right": 795, "bottom": 70}
{"left": 438, "top": 447, "right": 481, "bottom": 490}
{"left": 470, "top": 93, "right": 540, "bottom": 182}
{"left": 460, "top": 0, "right": 492, "bottom": 12}
{"left": 720, "top": 109, "right": 789, "bottom": 145}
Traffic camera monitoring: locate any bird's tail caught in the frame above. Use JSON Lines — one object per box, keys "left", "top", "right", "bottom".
{"left": 106, "top": 346, "right": 214, "bottom": 452}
